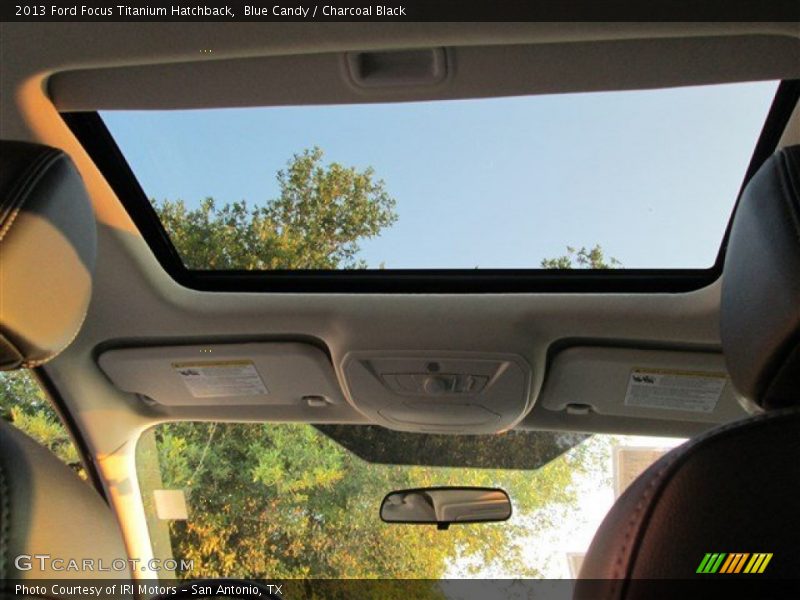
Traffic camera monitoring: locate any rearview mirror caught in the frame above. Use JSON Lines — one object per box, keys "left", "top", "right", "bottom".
{"left": 380, "top": 486, "right": 511, "bottom": 530}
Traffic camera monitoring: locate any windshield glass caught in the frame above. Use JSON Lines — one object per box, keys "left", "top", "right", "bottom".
{"left": 136, "top": 422, "right": 683, "bottom": 582}
{"left": 103, "top": 81, "right": 777, "bottom": 271}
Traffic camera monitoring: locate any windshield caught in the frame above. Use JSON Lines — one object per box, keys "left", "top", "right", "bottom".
{"left": 102, "top": 81, "right": 777, "bottom": 271}
{"left": 136, "top": 422, "right": 682, "bottom": 583}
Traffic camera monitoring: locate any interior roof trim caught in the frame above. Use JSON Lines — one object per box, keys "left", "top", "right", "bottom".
{"left": 61, "top": 79, "right": 800, "bottom": 294}
{"left": 50, "top": 36, "right": 800, "bottom": 112}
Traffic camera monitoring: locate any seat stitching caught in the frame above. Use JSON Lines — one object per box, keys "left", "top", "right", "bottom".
{"left": 598, "top": 148, "right": 800, "bottom": 594}
{"left": 0, "top": 149, "right": 62, "bottom": 242}
{"left": 0, "top": 207, "right": 22, "bottom": 243}
{"left": 1, "top": 149, "right": 87, "bottom": 367}
{"left": 0, "top": 149, "right": 52, "bottom": 235}
{"left": 19, "top": 303, "right": 90, "bottom": 368}
{"left": 608, "top": 451, "right": 681, "bottom": 597}
{"left": 605, "top": 407, "right": 800, "bottom": 596}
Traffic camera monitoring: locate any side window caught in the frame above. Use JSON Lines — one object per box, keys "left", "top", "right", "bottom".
{"left": 0, "top": 370, "right": 87, "bottom": 479}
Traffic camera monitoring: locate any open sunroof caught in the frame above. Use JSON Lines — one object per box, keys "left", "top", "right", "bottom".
{"left": 63, "top": 80, "right": 797, "bottom": 293}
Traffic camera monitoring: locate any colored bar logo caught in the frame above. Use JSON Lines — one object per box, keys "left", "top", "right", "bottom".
{"left": 696, "top": 553, "right": 773, "bottom": 574}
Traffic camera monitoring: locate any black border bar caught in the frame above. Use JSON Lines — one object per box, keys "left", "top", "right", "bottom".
{"left": 4, "top": 577, "right": 800, "bottom": 597}
{"left": 5, "top": 1, "right": 800, "bottom": 22}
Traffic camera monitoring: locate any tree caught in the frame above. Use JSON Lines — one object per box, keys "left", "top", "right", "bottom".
{"left": 540, "top": 244, "right": 621, "bottom": 269}
{"left": 0, "top": 145, "right": 614, "bottom": 584}
{"left": 0, "top": 371, "right": 86, "bottom": 478}
{"left": 147, "top": 421, "right": 594, "bottom": 582}
{"left": 156, "top": 147, "right": 397, "bottom": 270}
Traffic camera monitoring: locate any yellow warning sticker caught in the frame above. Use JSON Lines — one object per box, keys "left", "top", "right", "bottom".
{"left": 624, "top": 368, "right": 727, "bottom": 413}
{"left": 172, "top": 360, "right": 268, "bottom": 398}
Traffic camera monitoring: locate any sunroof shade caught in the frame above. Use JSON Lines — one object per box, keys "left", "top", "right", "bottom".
{"left": 100, "top": 81, "right": 778, "bottom": 271}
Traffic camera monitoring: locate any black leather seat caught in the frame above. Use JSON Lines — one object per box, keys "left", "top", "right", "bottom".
{"left": 0, "top": 141, "right": 131, "bottom": 588}
{"left": 576, "top": 146, "right": 800, "bottom": 595}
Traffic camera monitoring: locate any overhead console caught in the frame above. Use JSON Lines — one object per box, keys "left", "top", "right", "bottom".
{"left": 340, "top": 352, "right": 533, "bottom": 434}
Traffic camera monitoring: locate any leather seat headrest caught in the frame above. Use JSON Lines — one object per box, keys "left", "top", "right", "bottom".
{"left": 0, "top": 141, "right": 96, "bottom": 370}
{"left": 0, "top": 419, "right": 132, "bottom": 582}
{"left": 721, "top": 145, "right": 800, "bottom": 409}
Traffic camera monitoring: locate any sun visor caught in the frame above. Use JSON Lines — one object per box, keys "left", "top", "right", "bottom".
{"left": 98, "top": 342, "right": 346, "bottom": 409}
{"left": 538, "top": 346, "right": 749, "bottom": 425}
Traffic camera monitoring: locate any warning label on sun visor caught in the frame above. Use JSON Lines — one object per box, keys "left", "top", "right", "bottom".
{"left": 624, "top": 368, "right": 726, "bottom": 413}
{"left": 172, "top": 360, "right": 268, "bottom": 398}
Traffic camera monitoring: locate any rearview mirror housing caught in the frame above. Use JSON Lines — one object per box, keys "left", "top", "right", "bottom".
{"left": 380, "top": 486, "right": 512, "bottom": 530}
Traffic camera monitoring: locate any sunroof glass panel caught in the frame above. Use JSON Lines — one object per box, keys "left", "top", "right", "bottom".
{"left": 101, "top": 81, "right": 778, "bottom": 270}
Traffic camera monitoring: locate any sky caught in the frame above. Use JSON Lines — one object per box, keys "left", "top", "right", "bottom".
{"left": 101, "top": 80, "right": 778, "bottom": 269}
{"left": 100, "top": 86, "right": 767, "bottom": 581}
{"left": 441, "top": 434, "right": 685, "bottom": 584}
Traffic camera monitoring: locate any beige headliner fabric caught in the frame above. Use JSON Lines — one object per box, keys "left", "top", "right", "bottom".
{"left": 0, "top": 21, "right": 796, "bottom": 454}
{"left": 50, "top": 35, "right": 800, "bottom": 111}
{"left": 3, "top": 23, "right": 796, "bottom": 570}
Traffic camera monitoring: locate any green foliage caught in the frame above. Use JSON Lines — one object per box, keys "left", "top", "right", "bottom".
{"left": 155, "top": 147, "right": 397, "bottom": 270}
{"left": 149, "top": 422, "right": 600, "bottom": 580}
{"left": 144, "top": 148, "right": 602, "bottom": 579}
{"left": 540, "top": 244, "right": 621, "bottom": 269}
{"left": 1, "top": 144, "right": 618, "bottom": 581}
{"left": 0, "top": 371, "right": 86, "bottom": 478}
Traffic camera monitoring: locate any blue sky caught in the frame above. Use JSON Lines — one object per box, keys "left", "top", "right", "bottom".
{"left": 102, "top": 80, "right": 777, "bottom": 269}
